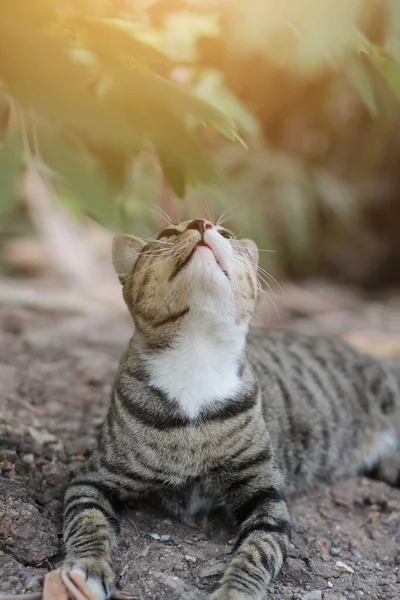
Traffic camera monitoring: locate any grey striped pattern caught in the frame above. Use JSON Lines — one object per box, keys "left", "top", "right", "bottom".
{"left": 63, "top": 224, "right": 400, "bottom": 600}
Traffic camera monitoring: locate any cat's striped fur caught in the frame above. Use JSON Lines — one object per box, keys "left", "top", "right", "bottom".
{"left": 63, "top": 219, "right": 400, "bottom": 600}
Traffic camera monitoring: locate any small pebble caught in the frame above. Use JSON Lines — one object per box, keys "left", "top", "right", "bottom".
{"left": 330, "top": 541, "right": 341, "bottom": 556}
{"left": 351, "top": 549, "right": 363, "bottom": 560}
{"left": 335, "top": 560, "right": 354, "bottom": 574}
{"left": 327, "top": 581, "right": 333, "bottom": 588}
{"left": 160, "top": 534, "right": 171, "bottom": 542}
{"left": 22, "top": 453, "right": 34, "bottom": 465}
{"left": 184, "top": 555, "right": 197, "bottom": 563}
{"left": 149, "top": 533, "right": 160, "bottom": 540}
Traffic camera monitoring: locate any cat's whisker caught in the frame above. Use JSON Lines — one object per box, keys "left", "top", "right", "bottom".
{"left": 257, "top": 287, "right": 281, "bottom": 318}
{"left": 215, "top": 207, "right": 229, "bottom": 227}
{"left": 121, "top": 253, "right": 178, "bottom": 282}
{"left": 112, "top": 249, "right": 176, "bottom": 263}
{"left": 230, "top": 240, "right": 276, "bottom": 253}
{"left": 216, "top": 203, "right": 245, "bottom": 226}
{"left": 255, "top": 266, "right": 285, "bottom": 300}
{"left": 140, "top": 248, "right": 177, "bottom": 257}
{"left": 150, "top": 203, "right": 173, "bottom": 226}
{"left": 141, "top": 237, "right": 173, "bottom": 246}
{"left": 122, "top": 257, "right": 177, "bottom": 291}
{"left": 251, "top": 308, "right": 264, "bottom": 326}
{"left": 217, "top": 207, "right": 247, "bottom": 227}
{"left": 232, "top": 253, "right": 279, "bottom": 303}
{"left": 200, "top": 199, "right": 215, "bottom": 225}
{"left": 215, "top": 206, "right": 240, "bottom": 228}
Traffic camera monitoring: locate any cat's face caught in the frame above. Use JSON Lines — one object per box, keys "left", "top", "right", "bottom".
{"left": 112, "top": 219, "right": 259, "bottom": 344}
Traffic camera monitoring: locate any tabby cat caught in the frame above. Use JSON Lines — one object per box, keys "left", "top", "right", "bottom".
{"left": 63, "top": 219, "right": 400, "bottom": 600}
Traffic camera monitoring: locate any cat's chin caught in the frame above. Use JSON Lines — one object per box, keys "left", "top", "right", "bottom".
{"left": 188, "top": 244, "right": 229, "bottom": 278}
{"left": 187, "top": 254, "right": 231, "bottom": 294}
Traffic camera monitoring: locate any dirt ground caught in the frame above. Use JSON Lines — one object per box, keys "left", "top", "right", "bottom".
{"left": 1, "top": 282, "right": 400, "bottom": 600}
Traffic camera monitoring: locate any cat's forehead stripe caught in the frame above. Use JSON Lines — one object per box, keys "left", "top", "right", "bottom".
{"left": 157, "top": 220, "right": 202, "bottom": 239}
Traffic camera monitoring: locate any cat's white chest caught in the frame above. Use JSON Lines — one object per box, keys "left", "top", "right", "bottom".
{"left": 143, "top": 321, "right": 245, "bottom": 419}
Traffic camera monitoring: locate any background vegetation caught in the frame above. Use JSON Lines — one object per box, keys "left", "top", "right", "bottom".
{"left": 1, "top": 0, "right": 400, "bottom": 289}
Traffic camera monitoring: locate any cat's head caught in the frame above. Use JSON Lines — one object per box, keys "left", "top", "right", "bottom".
{"left": 112, "top": 219, "right": 258, "bottom": 345}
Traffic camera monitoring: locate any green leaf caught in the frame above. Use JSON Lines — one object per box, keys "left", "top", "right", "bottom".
{"left": 69, "top": 16, "right": 171, "bottom": 69}
{"left": 346, "top": 57, "right": 378, "bottom": 117}
{"left": 193, "top": 70, "right": 260, "bottom": 138}
{"left": 0, "top": 1, "right": 240, "bottom": 196}
{"left": 127, "top": 66, "right": 238, "bottom": 141}
{"left": 233, "top": 132, "right": 248, "bottom": 150}
{"left": 37, "top": 134, "right": 120, "bottom": 226}
{"left": 364, "top": 44, "right": 400, "bottom": 104}
{"left": 159, "top": 153, "right": 187, "bottom": 198}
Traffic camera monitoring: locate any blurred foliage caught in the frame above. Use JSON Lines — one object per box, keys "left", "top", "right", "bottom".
{"left": 122, "top": 0, "right": 400, "bottom": 284}
{"left": 0, "top": 0, "right": 239, "bottom": 212}
{"left": 1, "top": 0, "right": 400, "bottom": 286}
{"left": 183, "top": 0, "right": 400, "bottom": 283}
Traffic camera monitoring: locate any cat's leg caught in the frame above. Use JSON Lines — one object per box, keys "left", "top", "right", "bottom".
{"left": 210, "top": 462, "right": 291, "bottom": 600}
{"left": 63, "top": 457, "right": 144, "bottom": 600}
{"left": 63, "top": 470, "right": 118, "bottom": 599}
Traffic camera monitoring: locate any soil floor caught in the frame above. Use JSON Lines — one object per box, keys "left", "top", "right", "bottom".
{"left": 1, "top": 283, "right": 400, "bottom": 600}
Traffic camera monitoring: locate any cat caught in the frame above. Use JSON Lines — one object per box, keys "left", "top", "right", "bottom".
{"left": 62, "top": 218, "right": 400, "bottom": 600}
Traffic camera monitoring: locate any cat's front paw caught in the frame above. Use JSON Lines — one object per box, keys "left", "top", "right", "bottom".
{"left": 65, "top": 558, "right": 115, "bottom": 600}
{"left": 209, "top": 585, "right": 253, "bottom": 600}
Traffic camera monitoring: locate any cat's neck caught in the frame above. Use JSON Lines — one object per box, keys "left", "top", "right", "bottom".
{"left": 140, "top": 311, "right": 248, "bottom": 419}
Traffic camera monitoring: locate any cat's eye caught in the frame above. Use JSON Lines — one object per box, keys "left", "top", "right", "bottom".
{"left": 219, "top": 229, "right": 234, "bottom": 240}
{"left": 157, "top": 228, "right": 180, "bottom": 240}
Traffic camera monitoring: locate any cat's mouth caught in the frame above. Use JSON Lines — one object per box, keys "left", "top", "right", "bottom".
{"left": 195, "top": 241, "right": 229, "bottom": 278}
{"left": 170, "top": 241, "right": 229, "bottom": 280}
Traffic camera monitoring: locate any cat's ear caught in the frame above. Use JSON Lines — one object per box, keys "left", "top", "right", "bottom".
{"left": 112, "top": 234, "right": 146, "bottom": 282}
{"left": 240, "top": 239, "right": 259, "bottom": 265}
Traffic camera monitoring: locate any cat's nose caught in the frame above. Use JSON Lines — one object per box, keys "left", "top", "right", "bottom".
{"left": 186, "top": 219, "right": 213, "bottom": 238}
